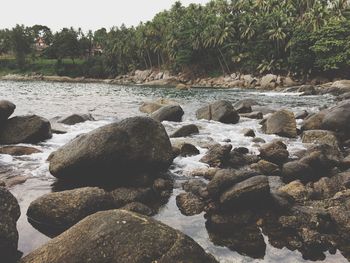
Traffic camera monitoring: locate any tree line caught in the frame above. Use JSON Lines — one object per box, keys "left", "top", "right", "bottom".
{"left": 1, "top": 0, "right": 350, "bottom": 79}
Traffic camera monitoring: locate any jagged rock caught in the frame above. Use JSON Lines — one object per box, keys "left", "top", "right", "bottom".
{"left": 259, "top": 141, "right": 289, "bottom": 165}
{"left": 302, "top": 130, "right": 339, "bottom": 148}
{"left": 196, "top": 100, "right": 240, "bottom": 124}
{"left": 242, "top": 128, "right": 255, "bottom": 137}
{"left": 151, "top": 105, "right": 184, "bottom": 122}
{"left": 234, "top": 99, "right": 255, "bottom": 113}
{"left": 176, "top": 192, "right": 205, "bottom": 216}
{"left": 170, "top": 124, "right": 199, "bottom": 138}
{"left": 180, "top": 143, "right": 200, "bottom": 157}
{"left": 262, "top": 109, "right": 297, "bottom": 138}
{"left": 21, "top": 210, "right": 217, "bottom": 263}
{"left": 200, "top": 144, "right": 232, "bottom": 168}
{"left": 0, "top": 115, "right": 52, "bottom": 144}
{"left": 251, "top": 160, "right": 280, "bottom": 176}
{"left": 260, "top": 74, "right": 277, "bottom": 89}
{"left": 279, "top": 180, "right": 308, "bottom": 201}
{"left": 182, "top": 180, "right": 207, "bottom": 198}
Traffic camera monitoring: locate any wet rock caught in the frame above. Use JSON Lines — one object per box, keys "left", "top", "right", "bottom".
{"left": 121, "top": 202, "right": 154, "bottom": 216}
{"left": 259, "top": 140, "right": 289, "bottom": 165}
{"left": 262, "top": 109, "right": 297, "bottom": 138}
{"left": 176, "top": 83, "right": 189, "bottom": 90}
{"left": 196, "top": 100, "right": 240, "bottom": 124}
{"left": 170, "top": 124, "right": 199, "bottom": 138}
{"left": 234, "top": 99, "right": 254, "bottom": 113}
{"left": 298, "top": 85, "right": 316, "bottom": 95}
{"left": 207, "top": 169, "right": 257, "bottom": 198}
{"left": 282, "top": 161, "right": 313, "bottom": 183}
{"left": 21, "top": 210, "right": 218, "bottom": 263}
{"left": 151, "top": 105, "right": 184, "bottom": 122}
{"left": 110, "top": 187, "right": 154, "bottom": 208}
{"left": 5, "top": 176, "right": 28, "bottom": 188}
{"left": 240, "top": 111, "right": 263, "bottom": 119}
{"left": 312, "top": 172, "right": 350, "bottom": 199}
{"left": 279, "top": 180, "right": 308, "bottom": 201}
{"left": 242, "top": 128, "right": 255, "bottom": 137}
{"left": 207, "top": 211, "right": 255, "bottom": 231}
{"left": 0, "top": 115, "right": 52, "bottom": 144}
{"left": 50, "top": 122, "right": 68, "bottom": 134}
{"left": 251, "top": 160, "right": 280, "bottom": 176}
{"left": 200, "top": 144, "right": 232, "bottom": 168}
{"left": 139, "top": 99, "right": 178, "bottom": 114}
{"left": 182, "top": 179, "right": 207, "bottom": 198}
{"left": 49, "top": 117, "right": 173, "bottom": 182}
{"left": 228, "top": 150, "right": 259, "bottom": 168}
{"left": 219, "top": 175, "right": 270, "bottom": 208}
{"left": 260, "top": 74, "right": 277, "bottom": 89}
{"left": 176, "top": 192, "right": 205, "bottom": 216}
{"left": 295, "top": 110, "right": 309, "bottom": 119}
{"left": 302, "top": 130, "right": 339, "bottom": 148}
{"left": 57, "top": 113, "right": 94, "bottom": 125}
{"left": 0, "top": 187, "right": 21, "bottom": 262}
{"left": 27, "top": 187, "right": 113, "bottom": 233}
{"left": 180, "top": 143, "right": 200, "bottom": 157}
{"left": 189, "top": 167, "right": 219, "bottom": 180}
{"left": 153, "top": 178, "right": 173, "bottom": 193}
{"left": 301, "top": 111, "right": 326, "bottom": 131}
{"left": 0, "top": 146, "right": 41, "bottom": 156}
{"left": 252, "top": 137, "right": 266, "bottom": 143}
{"left": 0, "top": 100, "right": 16, "bottom": 123}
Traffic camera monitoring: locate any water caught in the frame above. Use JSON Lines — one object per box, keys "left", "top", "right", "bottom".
{"left": 0, "top": 80, "right": 346, "bottom": 262}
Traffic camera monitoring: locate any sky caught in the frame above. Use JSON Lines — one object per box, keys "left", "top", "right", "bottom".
{"left": 0, "top": 0, "right": 210, "bottom": 32}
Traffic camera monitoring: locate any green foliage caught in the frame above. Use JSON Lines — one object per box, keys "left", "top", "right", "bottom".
{"left": 11, "top": 25, "right": 33, "bottom": 69}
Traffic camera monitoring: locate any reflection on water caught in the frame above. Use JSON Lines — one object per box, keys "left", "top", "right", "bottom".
{"left": 0, "top": 80, "right": 346, "bottom": 262}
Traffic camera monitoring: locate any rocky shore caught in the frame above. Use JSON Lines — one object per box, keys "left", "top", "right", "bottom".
{"left": 2, "top": 70, "right": 350, "bottom": 95}
{"left": 1, "top": 82, "right": 350, "bottom": 262}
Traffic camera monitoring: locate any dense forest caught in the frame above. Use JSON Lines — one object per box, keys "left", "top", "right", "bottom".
{"left": 1, "top": 0, "right": 350, "bottom": 79}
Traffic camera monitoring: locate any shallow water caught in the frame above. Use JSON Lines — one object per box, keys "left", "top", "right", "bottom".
{"left": 0, "top": 80, "right": 347, "bottom": 262}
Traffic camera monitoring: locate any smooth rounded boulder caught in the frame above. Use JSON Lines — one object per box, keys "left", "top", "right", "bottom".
{"left": 0, "top": 187, "right": 21, "bottom": 262}
{"left": 170, "top": 124, "right": 199, "bottom": 138}
{"left": 57, "top": 113, "right": 95, "bottom": 125}
{"left": 20, "top": 210, "right": 218, "bottom": 263}
{"left": 0, "top": 100, "right": 16, "bottom": 123}
{"left": 196, "top": 100, "right": 240, "bottom": 124}
{"left": 49, "top": 117, "right": 173, "bottom": 181}
{"left": 150, "top": 105, "right": 184, "bottom": 122}
{"left": 262, "top": 109, "right": 297, "bottom": 138}
{"left": 0, "top": 115, "right": 52, "bottom": 144}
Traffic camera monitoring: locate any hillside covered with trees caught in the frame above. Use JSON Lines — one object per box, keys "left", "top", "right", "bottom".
{"left": 1, "top": 0, "right": 350, "bottom": 79}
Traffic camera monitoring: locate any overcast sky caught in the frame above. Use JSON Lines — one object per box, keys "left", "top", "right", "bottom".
{"left": 0, "top": 0, "right": 209, "bottom": 32}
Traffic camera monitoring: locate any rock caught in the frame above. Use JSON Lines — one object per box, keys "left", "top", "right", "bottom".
{"left": 121, "top": 202, "right": 154, "bottom": 216}
{"left": 170, "top": 124, "right": 199, "bottom": 138}
{"left": 196, "top": 100, "right": 240, "bottom": 124}
{"left": 27, "top": 187, "right": 113, "bottom": 232}
{"left": 200, "top": 144, "right": 232, "bottom": 168}
{"left": 242, "top": 128, "right": 255, "bottom": 137}
{"left": 57, "top": 114, "right": 94, "bottom": 125}
{"left": 279, "top": 180, "right": 308, "bottom": 201}
{"left": 189, "top": 167, "right": 219, "bottom": 180}
{"left": 302, "top": 130, "right": 339, "bottom": 148}
{"left": 151, "top": 105, "right": 184, "bottom": 122}
{"left": 0, "top": 100, "right": 16, "bottom": 123}
{"left": 282, "top": 161, "right": 313, "bottom": 183}
{"left": 50, "top": 122, "right": 68, "bottom": 134}
{"left": 180, "top": 143, "right": 200, "bottom": 157}
{"left": 49, "top": 117, "right": 173, "bottom": 181}
{"left": 176, "top": 83, "right": 189, "bottom": 90}
{"left": 234, "top": 99, "right": 255, "bottom": 113}
{"left": 134, "top": 69, "right": 152, "bottom": 82}
{"left": 109, "top": 187, "right": 154, "bottom": 208}
{"left": 207, "top": 169, "right": 257, "bottom": 198}
{"left": 153, "top": 178, "right": 173, "bottom": 193}
{"left": 21, "top": 210, "right": 217, "bottom": 263}
{"left": 331, "top": 80, "right": 350, "bottom": 92}
{"left": 321, "top": 100, "right": 350, "bottom": 140}
{"left": 295, "top": 110, "right": 309, "bottom": 119}
{"left": 0, "top": 146, "right": 42, "bottom": 156}
{"left": 0, "top": 115, "right": 52, "bottom": 144}
{"left": 259, "top": 141, "right": 289, "bottom": 165}
{"left": 219, "top": 175, "right": 270, "bottom": 208}
{"left": 176, "top": 192, "right": 205, "bottom": 216}
{"left": 298, "top": 85, "right": 316, "bottom": 95}
{"left": 207, "top": 211, "right": 254, "bottom": 231}
{"left": 0, "top": 187, "right": 21, "bottom": 262}
{"left": 252, "top": 137, "right": 266, "bottom": 143}
{"left": 262, "top": 109, "right": 297, "bottom": 138}
{"left": 312, "top": 172, "right": 350, "bottom": 199}
{"left": 260, "top": 74, "right": 277, "bottom": 89}
{"left": 182, "top": 180, "right": 207, "bottom": 198}
{"left": 139, "top": 99, "right": 179, "bottom": 114}
{"left": 301, "top": 112, "right": 326, "bottom": 131}
{"left": 251, "top": 160, "right": 280, "bottom": 176}
{"left": 240, "top": 111, "right": 263, "bottom": 119}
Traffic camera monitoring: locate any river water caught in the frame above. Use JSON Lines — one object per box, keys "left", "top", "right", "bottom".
{"left": 0, "top": 80, "right": 347, "bottom": 263}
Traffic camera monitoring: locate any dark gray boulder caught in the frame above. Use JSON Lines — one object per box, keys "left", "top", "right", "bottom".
{"left": 57, "top": 113, "right": 95, "bottom": 125}
{"left": 176, "top": 192, "right": 205, "bottom": 216}
{"left": 27, "top": 187, "right": 113, "bottom": 232}
{"left": 0, "top": 115, "right": 52, "bottom": 144}
{"left": 21, "top": 210, "right": 218, "bottom": 263}
{"left": 196, "top": 100, "right": 240, "bottom": 124}
{"left": 0, "top": 187, "right": 21, "bottom": 262}
{"left": 200, "top": 144, "right": 232, "bottom": 168}
{"left": 151, "top": 105, "right": 184, "bottom": 122}
{"left": 180, "top": 143, "right": 200, "bottom": 157}
{"left": 0, "top": 100, "right": 16, "bottom": 123}
{"left": 49, "top": 117, "right": 173, "bottom": 181}
{"left": 170, "top": 124, "right": 199, "bottom": 138}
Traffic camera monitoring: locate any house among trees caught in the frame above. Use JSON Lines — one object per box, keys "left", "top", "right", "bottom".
{"left": 34, "top": 37, "right": 48, "bottom": 51}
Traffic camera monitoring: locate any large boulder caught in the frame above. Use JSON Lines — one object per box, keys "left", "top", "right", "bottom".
{"left": 0, "top": 115, "right": 52, "bottom": 144}
{"left": 196, "top": 100, "right": 240, "bottom": 124}
{"left": 219, "top": 175, "right": 270, "bottom": 208}
{"left": 170, "top": 124, "right": 199, "bottom": 138}
{"left": 151, "top": 105, "right": 184, "bottom": 122}
{"left": 27, "top": 187, "right": 113, "bottom": 233}
{"left": 57, "top": 113, "right": 94, "bottom": 125}
{"left": 49, "top": 117, "right": 173, "bottom": 181}
{"left": 233, "top": 99, "right": 258, "bottom": 114}
{"left": 0, "top": 187, "right": 21, "bottom": 262}
{"left": 301, "top": 111, "right": 326, "bottom": 131}
{"left": 21, "top": 210, "right": 217, "bottom": 263}
{"left": 260, "top": 74, "right": 277, "bottom": 89}
{"left": 262, "top": 109, "right": 297, "bottom": 138}
{"left": 259, "top": 141, "right": 289, "bottom": 165}
{"left": 0, "top": 146, "right": 42, "bottom": 156}
{"left": 139, "top": 99, "right": 179, "bottom": 114}
{"left": 0, "top": 100, "right": 16, "bottom": 123}
{"left": 302, "top": 130, "right": 339, "bottom": 148}
{"left": 200, "top": 144, "right": 232, "bottom": 168}
{"left": 176, "top": 192, "right": 205, "bottom": 216}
